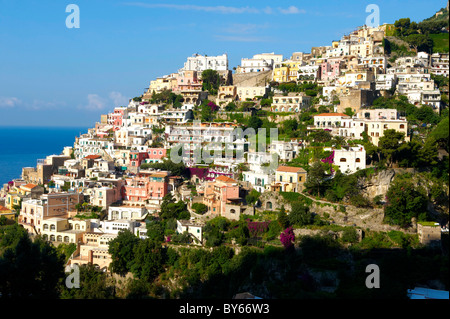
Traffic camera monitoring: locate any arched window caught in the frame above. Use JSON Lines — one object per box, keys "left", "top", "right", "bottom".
{"left": 266, "top": 201, "right": 273, "bottom": 210}
{"left": 50, "top": 235, "right": 56, "bottom": 241}
{"left": 356, "top": 158, "right": 361, "bottom": 163}
{"left": 230, "top": 209, "right": 236, "bottom": 214}
{"left": 50, "top": 224, "right": 56, "bottom": 231}
{"left": 340, "top": 158, "right": 347, "bottom": 162}
{"left": 57, "top": 235, "right": 62, "bottom": 242}
{"left": 43, "top": 224, "right": 49, "bottom": 231}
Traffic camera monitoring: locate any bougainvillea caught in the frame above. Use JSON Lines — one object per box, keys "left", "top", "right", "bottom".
{"left": 280, "top": 227, "right": 295, "bottom": 249}
{"left": 321, "top": 150, "right": 335, "bottom": 174}
{"left": 208, "top": 101, "right": 219, "bottom": 112}
{"left": 246, "top": 220, "right": 270, "bottom": 238}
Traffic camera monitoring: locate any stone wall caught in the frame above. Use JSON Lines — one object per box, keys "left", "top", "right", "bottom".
{"left": 232, "top": 71, "right": 272, "bottom": 87}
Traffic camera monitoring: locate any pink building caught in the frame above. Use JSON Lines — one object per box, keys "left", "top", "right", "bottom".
{"left": 203, "top": 175, "right": 240, "bottom": 216}
{"left": 320, "top": 59, "right": 345, "bottom": 82}
{"left": 107, "top": 107, "right": 127, "bottom": 131}
{"left": 146, "top": 148, "right": 167, "bottom": 163}
{"left": 130, "top": 151, "right": 149, "bottom": 169}
{"left": 175, "top": 70, "right": 203, "bottom": 92}
{"left": 124, "top": 171, "right": 169, "bottom": 204}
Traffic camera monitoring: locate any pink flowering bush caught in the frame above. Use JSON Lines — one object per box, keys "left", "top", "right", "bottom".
{"left": 246, "top": 220, "right": 270, "bottom": 238}
{"left": 280, "top": 227, "right": 295, "bottom": 249}
{"left": 208, "top": 101, "right": 219, "bottom": 112}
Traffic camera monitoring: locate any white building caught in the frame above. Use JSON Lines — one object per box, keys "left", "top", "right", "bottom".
{"left": 176, "top": 219, "right": 204, "bottom": 245}
{"left": 242, "top": 151, "right": 277, "bottom": 193}
{"left": 327, "top": 145, "right": 366, "bottom": 174}
{"left": 431, "top": 53, "right": 449, "bottom": 77}
{"left": 180, "top": 53, "right": 228, "bottom": 73}
{"left": 375, "top": 74, "right": 397, "bottom": 91}
{"left": 95, "top": 219, "right": 140, "bottom": 235}
{"left": 269, "top": 140, "right": 302, "bottom": 162}
{"left": 108, "top": 205, "right": 148, "bottom": 221}
{"left": 239, "top": 58, "right": 273, "bottom": 73}
{"left": 298, "top": 64, "right": 320, "bottom": 82}
{"left": 271, "top": 93, "right": 311, "bottom": 112}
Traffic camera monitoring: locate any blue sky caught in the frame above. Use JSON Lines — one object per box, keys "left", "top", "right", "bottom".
{"left": 0, "top": 0, "right": 446, "bottom": 127}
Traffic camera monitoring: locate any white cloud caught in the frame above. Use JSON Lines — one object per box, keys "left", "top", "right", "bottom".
{"left": 109, "top": 91, "right": 128, "bottom": 107}
{"left": 84, "top": 94, "right": 108, "bottom": 111}
{"left": 124, "top": 3, "right": 305, "bottom": 15}
{"left": 214, "top": 35, "right": 269, "bottom": 42}
{"left": 0, "top": 97, "right": 21, "bottom": 108}
{"left": 28, "top": 100, "right": 66, "bottom": 110}
{"left": 263, "top": 6, "right": 274, "bottom": 14}
{"left": 80, "top": 92, "right": 129, "bottom": 111}
{"left": 278, "top": 6, "right": 306, "bottom": 14}
{"left": 124, "top": 3, "right": 260, "bottom": 14}
{"left": 221, "top": 23, "right": 270, "bottom": 34}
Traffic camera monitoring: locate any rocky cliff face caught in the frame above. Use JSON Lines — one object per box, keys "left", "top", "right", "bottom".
{"left": 361, "top": 169, "right": 396, "bottom": 199}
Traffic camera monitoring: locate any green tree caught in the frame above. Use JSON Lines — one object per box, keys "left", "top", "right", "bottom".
{"left": 0, "top": 227, "right": 65, "bottom": 298}
{"left": 108, "top": 229, "right": 139, "bottom": 276}
{"left": 146, "top": 221, "right": 165, "bottom": 243}
{"left": 305, "top": 160, "right": 327, "bottom": 197}
{"left": 131, "top": 239, "right": 165, "bottom": 282}
{"left": 394, "top": 18, "right": 411, "bottom": 37}
{"left": 191, "top": 203, "right": 208, "bottom": 215}
{"left": 341, "top": 227, "right": 359, "bottom": 243}
{"left": 405, "top": 34, "right": 433, "bottom": 53}
{"left": 246, "top": 116, "right": 263, "bottom": 131}
{"left": 202, "top": 69, "right": 222, "bottom": 95}
{"left": 428, "top": 117, "right": 449, "bottom": 152}
{"left": 344, "top": 107, "right": 355, "bottom": 117}
{"left": 378, "top": 129, "right": 405, "bottom": 167}
{"left": 277, "top": 207, "right": 290, "bottom": 229}
{"left": 384, "top": 178, "right": 429, "bottom": 228}
{"left": 288, "top": 202, "right": 312, "bottom": 226}
{"left": 60, "top": 264, "right": 115, "bottom": 299}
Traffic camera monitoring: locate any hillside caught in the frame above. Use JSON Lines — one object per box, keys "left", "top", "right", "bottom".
{"left": 423, "top": 5, "right": 449, "bottom": 24}
{"left": 383, "top": 3, "right": 449, "bottom": 58}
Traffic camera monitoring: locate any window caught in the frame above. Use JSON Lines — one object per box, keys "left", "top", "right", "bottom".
{"left": 356, "top": 158, "right": 361, "bottom": 163}
{"left": 340, "top": 158, "right": 347, "bottom": 162}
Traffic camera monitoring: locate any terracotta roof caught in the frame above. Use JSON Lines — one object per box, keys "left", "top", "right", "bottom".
{"left": 0, "top": 205, "right": 11, "bottom": 212}
{"left": 84, "top": 155, "right": 102, "bottom": 160}
{"left": 277, "top": 166, "right": 306, "bottom": 173}
{"left": 216, "top": 175, "right": 237, "bottom": 183}
{"left": 315, "top": 113, "right": 349, "bottom": 117}
{"left": 21, "top": 183, "right": 38, "bottom": 190}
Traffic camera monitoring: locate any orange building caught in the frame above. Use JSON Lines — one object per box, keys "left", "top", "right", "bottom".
{"left": 203, "top": 175, "right": 240, "bottom": 216}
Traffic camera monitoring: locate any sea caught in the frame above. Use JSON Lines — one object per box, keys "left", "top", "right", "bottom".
{"left": 0, "top": 126, "right": 89, "bottom": 186}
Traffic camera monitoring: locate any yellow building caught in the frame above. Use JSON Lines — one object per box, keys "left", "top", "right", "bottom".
{"left": 0, "top": 205, "right": 15, "bottom": 223}
{"left": 365, "top": 119, "right": 408, "bottom": 147}
{"left": 5, "top": 191, "right": 24, "bottom": 210}
{"left": 270, "top": 166, "right": 307, "bottom": 193}
{"left": 272, "top": 60, "right": 303, "bottom": 83}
